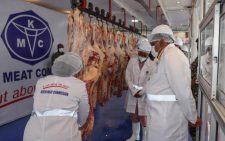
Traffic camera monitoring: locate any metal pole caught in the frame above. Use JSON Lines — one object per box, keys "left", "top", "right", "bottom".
{"left": 161, "top": 14, "right": 164, "bottom": 24}
{"left": 156, "top": 5, "right": 160, "bottom": 24}
{"left": 211, "top": 3, "right": 220, "bottom": 100}
{"left": 140, "top": 21, "right": 143, "bottom": 34}
{"left": 82, "top": 0, "right": 87, "bottom": 9}
{"left": 145, "top": 25, "right": 148, "bottom": 36}
{"left": 132, "top": 16, "right": 136, "bottom": 29}
{"left": 121, "top": 8, "right": 126, "bottom": 26}
{"left": 108, "top": 0, "right": 112, "bottom": 20}
{"left": 149, "top": 0, "right": 151, "bottom": 9}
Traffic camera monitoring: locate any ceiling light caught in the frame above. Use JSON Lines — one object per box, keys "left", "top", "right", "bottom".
{"left": 177, "top": 1, "right": 180, "bottom": 4}
{"left": 131, "top": 19, "right": 139, "bottom": 23}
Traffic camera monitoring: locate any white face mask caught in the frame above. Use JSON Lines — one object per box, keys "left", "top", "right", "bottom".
{"left": 59, "top": 48, "right": 64, "bottom": 52}
{"left": 138, "top": 56, "right": 147, "bottom": 62}
{"left": 207, "top": 51, "right": 212, "bottom": 57}
{"left": 151, "top": 46, "right": 158, "bottom": 57}
{"left": 207, "top": 52, "right": 212, "bottom": 62}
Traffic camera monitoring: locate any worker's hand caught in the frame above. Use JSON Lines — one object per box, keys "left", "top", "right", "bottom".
{"left": 189, "top": 117, "right": 202, "bottom": 128}
{"left": 191, "top": 79, "right": 199, "bottom": 87}
{"left": 134, "top": 90, "right": 142, "bottom": 98}
{"left": 195, "top": 79, "right": 199, "bottom": 84}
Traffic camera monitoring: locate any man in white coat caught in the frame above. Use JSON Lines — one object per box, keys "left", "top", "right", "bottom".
{"left": 201, "top": 37, "right": 213, "bottom": 83}
{"left": 125, "top": 38, "right": 156, "bottom": 141}
{"left": 142, "top": 24, "right": 197, "bottom": 141}
{"left": 174, "top": 36, "right": 189, "bottom": 57}
{"left": 23, "top": 52, "right": 89, "bottom": 141}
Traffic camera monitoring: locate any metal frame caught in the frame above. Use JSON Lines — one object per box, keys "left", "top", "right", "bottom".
{"left": 204, "top": 0, "right": 219, "bottom": 16}
{"left": 199, "top": 81, "right": 225, "bottom": 134}
{"left": 215, "top": 122, "right": 219, "bottom": 141}
{"left": 217, "top": 0, "right": 225, "bottom": 109}
{"left": 203, "top": 0, "right": 206, "bottom": 17}
{"left": 211, "top": 101, "right": 225, "bottom": 133}
{"left": 199, "top": 8, "right": 214, "bottom": 31}
{"left": 197, "top": 11, "right": 202, "bottom": 140}
{"left": 196, "top": 85, "right": 203, "bottom": 141}
{"left": 199, "top": 75, "right": 212, "bottom": 97}
{"left": 198, "top": 1, "right": 225, "bottom": 140}
{"left": 200, "top": 1, "right": 221, "bottom": 29}
{"left": 199, "top": 0, "right": 220, "bottom": 104}
{"left": 200, "top": 83, "right": 225, "bottom": 133}
{"left": 211, "top": 3, "right": 220, "bottom": 99}
{"left": 222, "top": 1, "right": 225, "bottom": 14}
{"left": 70, "top": 1, "right": 145, "bottom": 37}
{"left": 217, "top": 89, "right": 225, "bottom": 109}
{"left": 210, "top": 111, "right": 218, "bottom": 141}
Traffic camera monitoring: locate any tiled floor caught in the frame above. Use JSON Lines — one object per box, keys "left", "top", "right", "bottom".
{"left": 0, "top": 91, "right": 193, "bottom": 141}
{"left": 85, "top": 91, "right": 132, "bottom": 141}
{"left": 0, "top": 91, "right": 132, "bottom": 141}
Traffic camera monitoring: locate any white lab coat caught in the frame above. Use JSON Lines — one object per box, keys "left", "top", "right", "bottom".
{"left": 200, "top": 53, "right": 212, "bottom": 83}
{"left": 23, "top": 75, "right": 89, "bottom": 141}
{"left": 143, "top": 44, "right": 197, "bottom": 141}
{"left": 125, "top": 57, "right": 156, "bottom": 115}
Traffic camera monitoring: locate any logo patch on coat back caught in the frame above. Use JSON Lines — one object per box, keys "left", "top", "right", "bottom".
{"left": 1, "top": 10, "right": 54, "bottom": 65}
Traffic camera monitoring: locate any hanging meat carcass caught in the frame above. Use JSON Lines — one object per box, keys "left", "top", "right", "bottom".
{"left": 90, "top": 25, "right": 105, "bottom": 109}
{"left": 79, "top": 23, "right": 106, "bottom": 138}
{"left": 67, "top": 8, "right": 139, "bottom": 137}
{"left": 112, "top": 32, "right": 127, "bottom": 97}
{"left": 121, "top": 33, "right": 130, "bottom": 90}
{"left": 109, "top": 31, "right": 121, "bottom": 96}
{"left": 106, "top": 31, "right": 118, "bottom": 96}
{"left": 74, "top": 11, "right": 86, "bottom": 53}
{"left": 97, "top": 27, "right": 110, "bottom": 106}
{"left": 126, "top": 34, "right": 138, "bottom": 57}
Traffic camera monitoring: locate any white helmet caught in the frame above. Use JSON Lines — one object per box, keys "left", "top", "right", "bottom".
{"left": 174, "top": 36, "right": 183, "bottom": 47}
{"left": 137, "top": 37, "right": 151, "bottom": 53}
{"left": 147, "top": 24, "right": 175, "bottom": 42}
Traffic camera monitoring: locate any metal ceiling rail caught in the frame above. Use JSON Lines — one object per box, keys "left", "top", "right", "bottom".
{"left": 70, "top": 0, "right": 147, "bottom": 37}
{"left": 156, "top": 5, "right": 161, "bottom": 24}
{"left": 121, "top": 8, "right": 126, "bottom": 26}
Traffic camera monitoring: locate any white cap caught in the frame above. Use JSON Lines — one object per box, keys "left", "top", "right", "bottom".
{"left": 52, "top": 52, "right": 83, "bottom": 77}
{"left": 174, "top": 36, "right": 183, "bottom": 47}
{"left": 205, "top": 37, "right": 213, "bottom": 46}
{"left": 147, "top": 24, "right": 175, "bottom": 42}
{"left": 137, "top": 37, "right": 151, "bottom": 52}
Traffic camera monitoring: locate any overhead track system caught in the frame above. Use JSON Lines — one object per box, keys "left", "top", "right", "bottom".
{"left": 71, "top": 0, "right": 147, "bottom": 37}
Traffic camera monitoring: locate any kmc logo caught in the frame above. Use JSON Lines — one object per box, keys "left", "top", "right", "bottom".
{"left": 1, "top": 10, "right": 54, "bottom": 65}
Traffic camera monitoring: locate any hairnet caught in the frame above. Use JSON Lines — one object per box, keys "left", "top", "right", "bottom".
{"left": 52, "top": 52, "right": 83, "bottom": 77}
{"left": 148, "top": 24, "right": 175, "bottom": 42}
{"left": 205, "top": 37, "right": 213, "bottom": 51}
{"left": 150, "top": 33, "right": 174, "bottom": 43}
{"left": 205, "top": 37, "right": 213, "bottom": 46}
{"left": 137, "top": 37, "right": 151, "bottom": 52}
